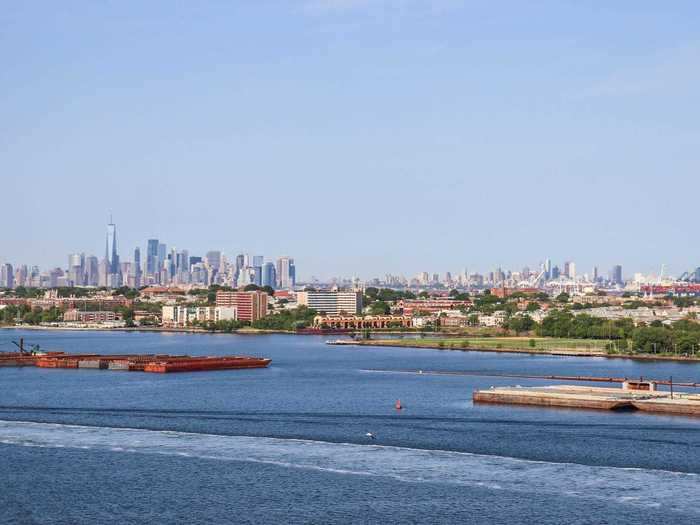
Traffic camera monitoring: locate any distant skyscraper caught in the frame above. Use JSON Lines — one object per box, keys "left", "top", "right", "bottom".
{"left": 68, "top": 253, "right": 85, "bottom": 286}
{"left": 235, "top": 254, "right": 245, "bottom": 272}
{"left": 97, "top": 258, "right": 108, "bottom": 287}
{"left": 158, "top": 243, "right": 167, "bottom": 272}
{"left": 564, "top": 261, "right": 576, "bottom": 279}
{"left": 178, "top": 250, "right": 189, "bottom": 271}
{"left": 1, "top": 263, "right": 14, "bottom": 289}
{"left": 593, "top": 266, "right": 599, "bottom": 282}
{"left": 262, "top": 262, "right": 276, "bottom": 288}
{"left": 206, "top": 251, "right": 222, "bottom": 270}
{"left": 276, "top": 257, "right": 296, "bottom": 289}
{"left": 544, "top": 258, "right": 552, "bottom": 280}
{"left": 15, "top": 265, "right": 28, "bottom": 288}
{"left": 86, "top": 256, "right": 99, "bottom": 286}
{"left": 134, "top": 247, "right": 142, "bottom": 288}
{"left": 146, "top": 239, "right": 159, "bottom": 277}
{"left": 251, "top": 256, "right": 264, "bottom": 286}
{"left": 105, "top": 217, "right": 120, "bottom": 275}
{"left": 551, "top": 266, "right": 560, "bottom": 279}
{"left": 610, "top": 265, "right": 623, "bottom": 285}
{"left": 237, "top": 266, "right": 255, "bottom": 287}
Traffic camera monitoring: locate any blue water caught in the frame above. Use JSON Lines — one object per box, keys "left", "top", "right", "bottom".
{"left": 1, "top": 330, "right": 700, "bottom": 524}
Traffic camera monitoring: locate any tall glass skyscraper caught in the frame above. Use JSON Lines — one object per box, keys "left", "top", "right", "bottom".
{"left": 146, "top": 239, "right": 159, "bottom": 276}
{"left": 262, "top": 262, "right": 276, "bottom": 288}
{"left": 105, "top": 217, "right": 119, "bottom": 275}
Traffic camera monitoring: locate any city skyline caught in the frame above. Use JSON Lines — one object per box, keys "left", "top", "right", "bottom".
{"left": 3, "top": 216, "right": 700, "bottom": 289}
{"left": 2, "top": 3, "right": 699, "bottom": 279}
{"left": 1, "top": 216, "right": 698, "bottom": 285}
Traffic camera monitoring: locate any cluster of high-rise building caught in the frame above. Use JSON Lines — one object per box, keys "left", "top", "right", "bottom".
{"left": 362, "top": 260, "right": 626, "bottom": 290}
{"left": 3, "top": 220, "right": 700, "bottom": 292}
{"left": 0, "top": 218, "right": 296, "bottom": 291}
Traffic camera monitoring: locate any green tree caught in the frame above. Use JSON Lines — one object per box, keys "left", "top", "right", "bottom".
{"left": 526, "top": 301, "right": 540, "bottom": 312}
{"left": 631, "top": 326, "right": 673, "bottom": 353}
{"left": 555, "top": 292, "right": 570, "bottom": 303}
{"left": 506, "top": 315, "right": 535, "bottom": 335}
{"left": 369, "top": 301, "right": 390, "bottom": 315}
{"left": 251, "top": 306, "right": 318, "bottom": 330}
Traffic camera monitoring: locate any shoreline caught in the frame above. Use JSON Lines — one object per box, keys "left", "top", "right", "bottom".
{"left": 3, "top": 325, "right": 699, "bottom": 363}
{"left": 0, "top": 325, "right": 295, "bottom": 335}
{"left": 331, "top": 339, "right": 700, "bottom": 363}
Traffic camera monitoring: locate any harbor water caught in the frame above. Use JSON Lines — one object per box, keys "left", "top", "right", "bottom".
{"left": 1, "top": 330, "right": 700, "bottom": 524}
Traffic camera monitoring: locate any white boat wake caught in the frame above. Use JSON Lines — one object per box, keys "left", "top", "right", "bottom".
{"left": 0, "top": 419, "right": 698, "bottom": 515}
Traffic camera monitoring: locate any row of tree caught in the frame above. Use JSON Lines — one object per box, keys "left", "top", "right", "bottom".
{"left": 530, "top": 310, "right": 700, "bottom": 354}
{"left": 0, "top": 305, "right": 62, "bottom": 325}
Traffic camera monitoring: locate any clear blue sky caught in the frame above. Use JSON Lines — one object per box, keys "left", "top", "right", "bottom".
{"left": 2, "top": 1, "right": 699, "bottom": 280}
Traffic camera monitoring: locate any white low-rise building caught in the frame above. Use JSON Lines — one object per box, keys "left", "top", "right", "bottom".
{"left": 162, "top": 305, "right": 237, "bottom": 327}
{"left": 478, "top": 311, "right": 507, "bottom": 327}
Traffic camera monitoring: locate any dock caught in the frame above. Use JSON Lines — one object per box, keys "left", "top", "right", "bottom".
{"left": 473, "top": 381, "right": 700, "bottom": 417}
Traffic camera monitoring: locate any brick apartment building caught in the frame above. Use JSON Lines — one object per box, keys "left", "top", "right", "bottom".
{"left": 215, "top": 290, "right": 268, "bottom": 322}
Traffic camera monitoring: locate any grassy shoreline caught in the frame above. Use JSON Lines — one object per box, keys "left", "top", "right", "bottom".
{"left": 334, "top": 338, "right": 700, "bottom": 363}
{"left": 4, "top": 325, "right": 699, "bottom": 363}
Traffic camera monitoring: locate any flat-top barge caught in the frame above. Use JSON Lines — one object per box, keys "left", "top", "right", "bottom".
{"left": 473, "top": 380, "right": 700, "bottom": 417}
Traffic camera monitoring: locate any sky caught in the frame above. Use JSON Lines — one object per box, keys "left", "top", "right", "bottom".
{"left": 1, "top": 1, "right": 699, "bottom": 280}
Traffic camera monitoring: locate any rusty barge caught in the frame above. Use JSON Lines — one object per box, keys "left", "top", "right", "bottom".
{"left": 0, "top": 351, "right": 271, "bottom": 373}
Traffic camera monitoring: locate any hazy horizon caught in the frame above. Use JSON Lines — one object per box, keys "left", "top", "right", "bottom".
{"left": 3, "top": 1, "right": 699, "bottom": 279}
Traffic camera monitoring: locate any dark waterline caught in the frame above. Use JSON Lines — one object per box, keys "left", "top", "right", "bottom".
{"left": 1, "top": 329, "right": 700, "bottom": 524}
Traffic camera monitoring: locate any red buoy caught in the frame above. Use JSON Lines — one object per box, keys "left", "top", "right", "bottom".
{"left": 395, "top": 399, "right": 403, "bottom": 410}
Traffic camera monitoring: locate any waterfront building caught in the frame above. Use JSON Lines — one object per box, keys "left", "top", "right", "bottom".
{"left": 296, "top": 291, "right": 362, "bottom": 315}
{"left": 215, "top": 290, "right": 268, "bottom": 322}
{"left": 313, "top": 314, "right": 412, "bottom": 329}
{"left": 161, "top": 305, "right": 237, "bottom": 327}
{"left": 63, "top": 309, "right": 119, "bottom": 323}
